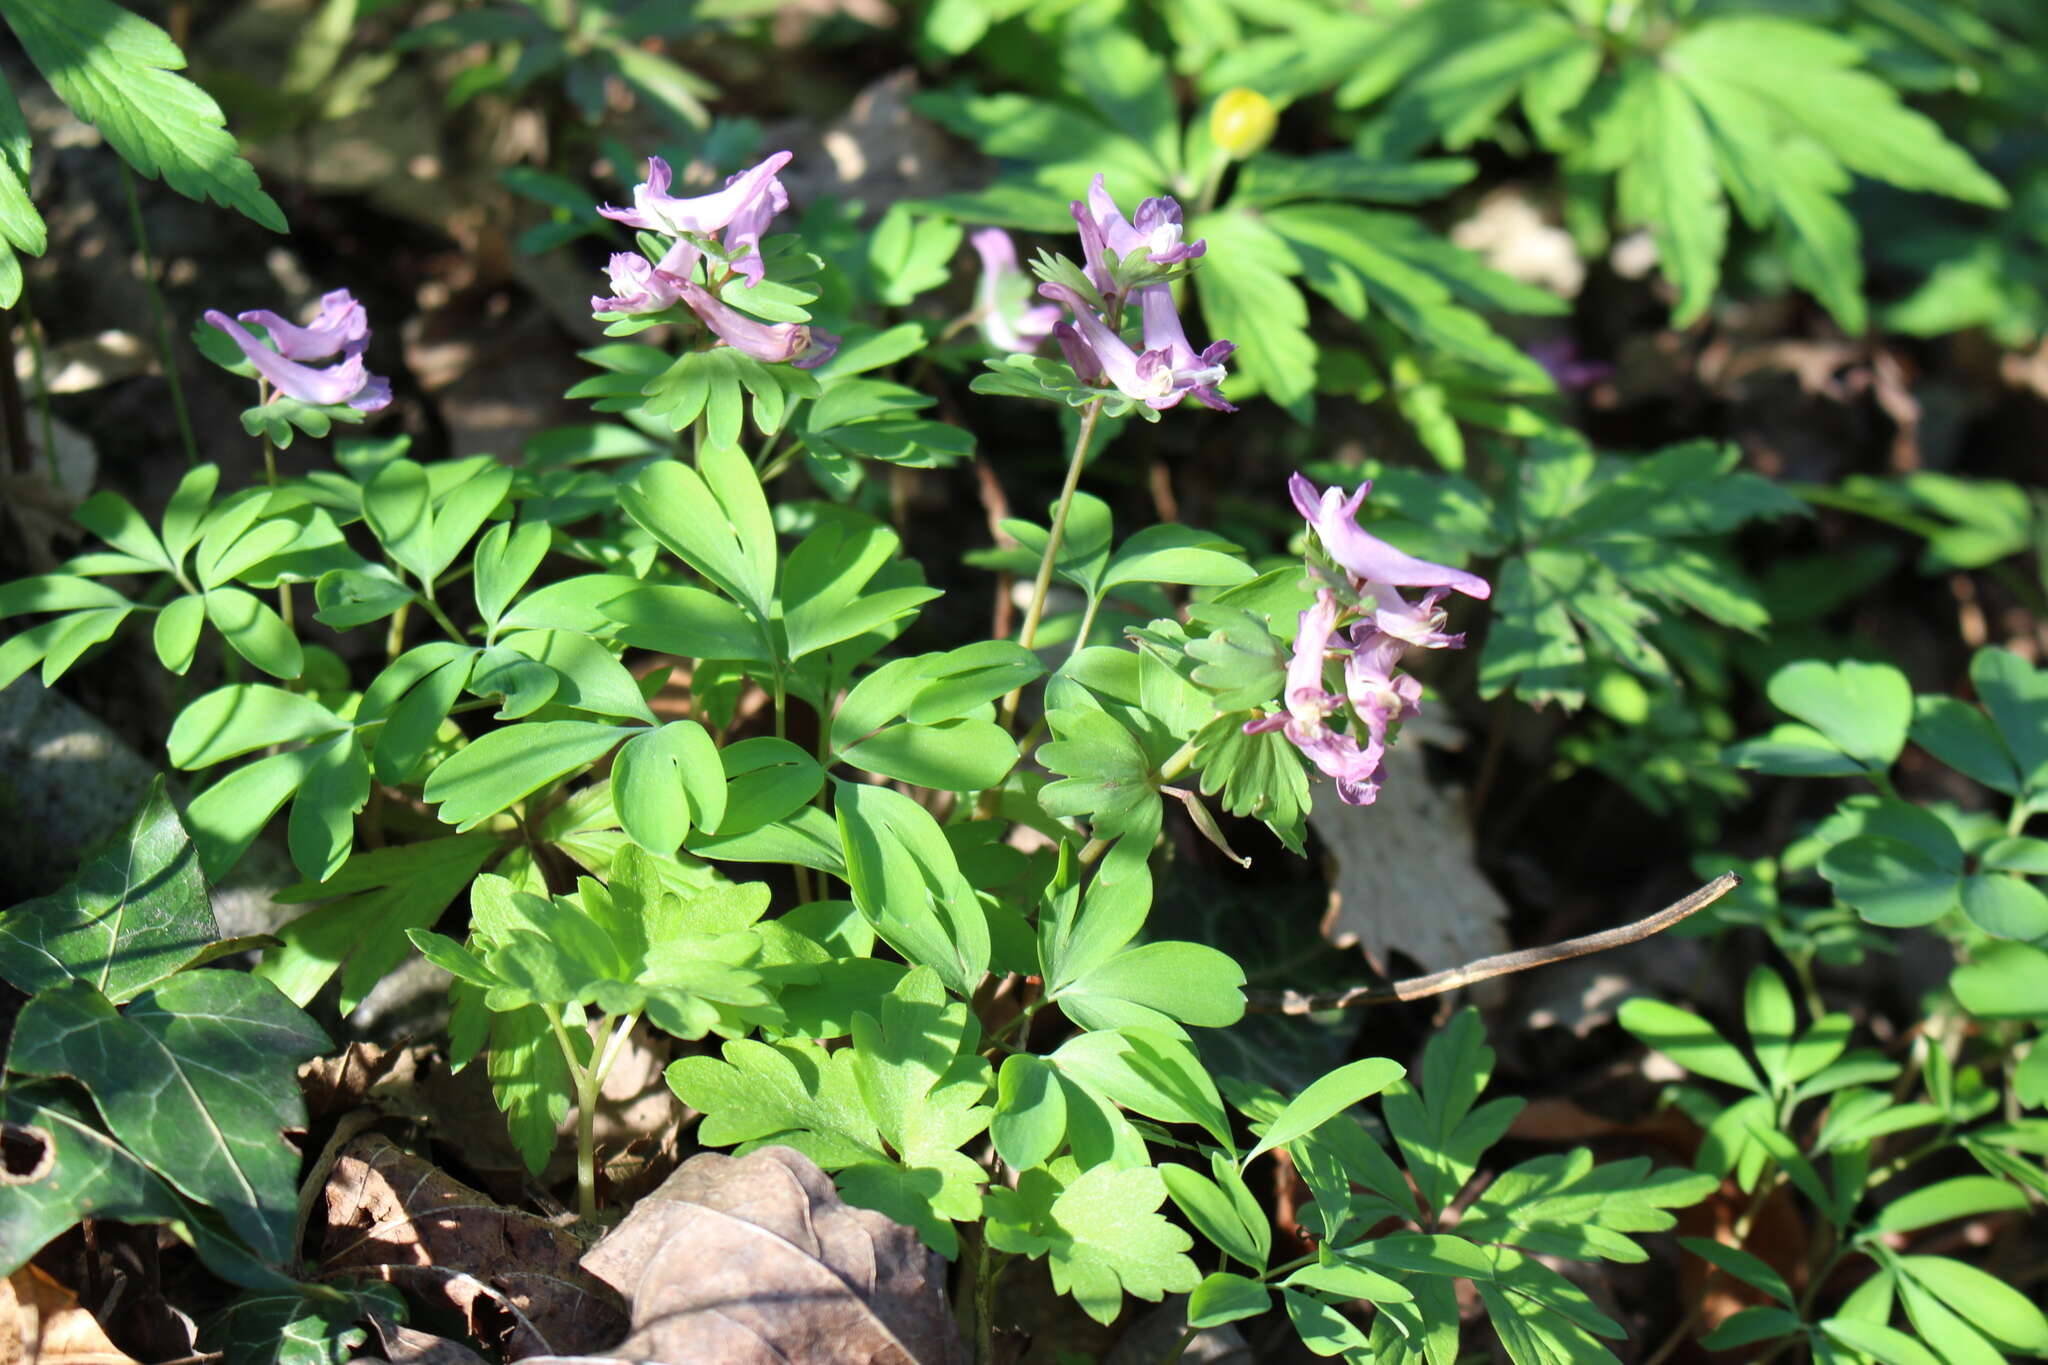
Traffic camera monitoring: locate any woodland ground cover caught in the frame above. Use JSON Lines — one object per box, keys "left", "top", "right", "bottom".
{"left": 0, "top": 2, "right": 2045, "bottom": 1363}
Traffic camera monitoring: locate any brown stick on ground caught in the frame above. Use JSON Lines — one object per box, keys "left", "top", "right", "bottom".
{"left": 1247, "top": 872, "right": 1741, "bottom": 1014}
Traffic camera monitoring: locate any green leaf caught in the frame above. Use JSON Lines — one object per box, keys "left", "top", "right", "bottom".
{"left": 1898, "top": 1254, "right": 2048, "bottom": 1353}
{"left": 1190, "top": 212, "right": 1316, "bottom": 416}
{"left": 983, "top": 1164, "right": 1199, "bottom": 1326}
{"left": 1618, "top": 998, "right": 1765, "bottom": 1092}
{"left": 708, "top": 737, "right": 822, "bottom": 836}
{"left": 666, "top": 1037, "right": 884, "bottom": 1169}
{"left": 0, "top": 776, "right": 221, "bottom": 1003}
{"left": 498, "top": 628, "right": 651, "bottom": 722}
{"left": 1038, "top": 702, "right": 1159, "bottom": 842}
{"left": 472, "top": 522, "right": 552, "bottom": 632}
{"left": 1910, "top": 694, "right": 2021, "bottom": 794}
{"left": 1870, "top": 1175, "right": 2028, "bottom": 1234}
{"left": 206, "top": 587, "right": 305, "bottom": 680}
{"left": 1382, "top": 1009, "right": 1524, "bottom": 1215}
{"left": 1698, "top": 1305, "right": 1803, "bottom": 1351}
{"left": 1678, "top": 1238, "right": 1793, "bottom": 1306}
{"left": 1052, "top": 1026, "right": 1234, "bottom": 1148}
{"left": 1283, "top": 1285, "right": 1372, "bottom": 1356}
{"left": 169, "top": 684, "right": 348, "bottom": 770}
{"left": 604, "top": 582, "right": 767, "bottom": 662}
{"left": 1247, "top": 1057, "right": 1407, "bottom": 1164}
{"left": 3, "top": 0, "right": 284, "bottom": 231}
{"left": 993, "top": 1052, "right": 1068, "bottom": 1172}
{"left": 1971, "top": 647, "right": 2048, "bottom": 792}
{"left": 1744, "top": 968, "right": 1796, "bottom": 1096}
{"left": 199, "top": 1288, "right": 397, "bottom": 1365}
{"left": 1052, "top": 939, "right": 1247, "bottom": 1035}
{"left": 844, "top": 967, "right": 992, "bottom": 1255}
{"left": 0, "top": 1082, "right": 290, "bottom": 1286}
{"left": 1960, "top": 873, "right": 2048, "bottom": 941}
{"left": 312, "top": 568, "right": 413, "bottom": 630}
{"left": 1459, "top": 1149, "right": 1716, "bottom": 1265}
{"left": 1766, "top": 659, "right": 1912, "bottom": 774}
{"left": 1187, "top": 1271, "right": 1271, "bottom": 1328}
{"left": 612, "top": 720, "right": 726, "bottom": 859}
{"left": 1670, "top": 19, "right": 2005, "bottom": 209}
{"left": 619, "top": 450, "right": 776, "bottom": 623}
{"left": 257, "top": 833, "right": 497, "bottom": 1011}
{"left": 834, "top": 781, "right": 989, "bottom": 998}
{"left": 1160, "top": 1162, "right": 1267, "bottom": 1270}
{"left": 1951, "top": 943, "right": 2048, "bottom": 1020}
{"left": 1819, "top": 1317, "right": 1944, "bottom": 1365}
{"left": 423, "top": 720, "right": 627, "bottom": 831}
{"left": 7, "top": 972, "right": 329, "bottom": 1265}
{"left": 1613, "top": 66, "right": 1725, "bottom": 325}
{"left": 1820, "top": 833, "right": 1962, "bottom": 929}
{"left": 840, "top": 718, "right": 1019, "bottom": 791}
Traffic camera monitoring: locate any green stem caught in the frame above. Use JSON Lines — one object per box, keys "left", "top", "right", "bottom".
{"left": 416, "top": 591, "right": 466, "bottom": 645}
{"left": 16, "top": 297, "right": 57, "bottom": 484}
{"left": 119, "top": 163, "right": 198, "bottom": 469}
{"left": 998, "top": 399, "right": 1106, "bottom": 732}
{"left": 1066, "top": 592, "right": 1104, "bottom": 663}
{"left": 547, "top": 1011, "right": 605, "bottom": 1224}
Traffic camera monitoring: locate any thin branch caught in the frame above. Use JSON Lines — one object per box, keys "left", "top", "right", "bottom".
{"left": 1246, "top": 873, "right": 1741, "bottom": 1014}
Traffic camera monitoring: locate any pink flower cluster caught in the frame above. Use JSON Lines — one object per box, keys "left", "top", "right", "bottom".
{"left": 1245, "top": 474, "right": 1492, "bottom": 805}
{"left": 591, "top": 152, "right": 836, "bottom": 369}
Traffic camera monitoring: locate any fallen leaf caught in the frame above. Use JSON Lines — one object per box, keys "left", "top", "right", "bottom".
{"left": 566, "top": 1145, "right": 965, "bottom": 1365}
{"left": 1, "top": 1265, "right": 140, "bottom": 1365}
{"left": 1308, "top": 733, "right": 1510, "bottom": 986}
{"left": 319, "top": 1134, "right": 626, "bottom": 1358}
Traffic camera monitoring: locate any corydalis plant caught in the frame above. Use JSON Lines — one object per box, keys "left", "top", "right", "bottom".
{"left": 592, "top": 151, "right": 837, "bottom": 368}
{"left": 1245, "top": 473, "right": 1491, "bottom": 805}
{"left": 203, "top": 289, "right": 392, "bottom": 413}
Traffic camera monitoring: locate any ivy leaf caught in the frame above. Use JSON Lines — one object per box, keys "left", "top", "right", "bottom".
{"left": 0, "top": 776, "right": 223, "bottom": 1003}
{"left": 0, "top": 1081, "right": 293, "bottom": 1286}
{"left": 1, "top": 0, "right": 286, "bottom": 239}
{"left": 199, "top": 1285, "right": 403, "bottom": 1365}
{"left": 7, "top": 972, "right": 329, "bottom": 1265}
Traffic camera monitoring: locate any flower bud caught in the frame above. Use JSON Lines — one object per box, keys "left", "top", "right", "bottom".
{"left": 1209, "top": 88, "right": 1277, "bottom": 160}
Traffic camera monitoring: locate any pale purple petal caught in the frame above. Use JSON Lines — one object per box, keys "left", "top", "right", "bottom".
{"left": 679, "top": 282, "right": 821, "bottom": 366}
{"left": 1362, "top": 584, "right": 1467, "bottom": 650}
{"left": 591, "top": 253, "right": 687, "bottom": 315}
{"left": 1080, "top": 174, "right": 1205, "bottom": 272}
{"left": 1039, "top": 282, "right": 1169, "bottom": 405}
{"left": 598, "top": 152, "right": 794, "bottom": 241}
{"left": 722, "top": 165, "right": 790, "bottom": 287}
{"left": 1053, "top": 320, "right": 1104, "bottom": 386}
{"left": 236, "top": 288, "right": 368, "bottom": 361}
{"left": 1136, "top": 284, "right": 1235, "bottom": 412}
{"left": 205, "top": 311, "right": 391, "bottom": 411}
{"left": 1289, "top": 473, "right": 1492, "bottom": 599}
{"left": 972, "top": 228, "right": 1057, "bottom": 353}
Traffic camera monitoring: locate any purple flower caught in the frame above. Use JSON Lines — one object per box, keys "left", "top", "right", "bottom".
{"left": 1529, "top": 337, "right": 1614, "bottom": 392}
{"left": 1136, "top": 284, "right": 1236, "bottom": 411}
{"left": 204, "top": 309, "right": 391, "bottom": 412}
{"left": 599, "top": 152, "right": 792, "bottom": 238}
{"left": 234, "top": 289, "right": 367, "bottom": 361}
{"left": 1289, "top": 474, "right": 1491, "bottom": 600}
{"left": 1039, "top": 282, "right": 1233, "bottom": 411}
{"left": 1245, "top": 591, "right": 1388, "bottom": 805}
{"left": 1073, "top": 174, "right": 1205, "bottom": 294}
{"left": 592, "top": 252, "right": 690, "bottom": 316}
{"left": 971, "top": 228, "right": 1061, "bottom": 353}
{"left": 677, "top": 282, "right": 837, "bottom": 369}
{"left": 1244, "top": 476, "right": 1491, "bottom": 807}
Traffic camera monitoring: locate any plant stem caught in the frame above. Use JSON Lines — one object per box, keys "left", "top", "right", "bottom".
{"left": 998, "top": 398, "right": 1105, "bottom": 733}
{"left": 118, "top": 163, "right": 199, "bottom": 469}
{"left": 19, "top": 297, "right": 57, "bottom": 485}
{"left": 0, "top": 307, "right": 30, "bottom": 476}
{"left": 547, "top": 1012, "right": 604, "bottom": 1223}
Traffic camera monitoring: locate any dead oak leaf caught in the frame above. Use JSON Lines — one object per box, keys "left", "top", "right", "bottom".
{"left": 552, "top": 1145, "right": 966, "bottom": 1365}
{"left": 320, "top": 1134, "right": 626, "bottom": 1358}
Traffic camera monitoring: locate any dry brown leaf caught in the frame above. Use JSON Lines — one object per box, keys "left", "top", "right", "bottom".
{"left": 320, "top": 1134, "right": 627, "bottom": 1358}
{"left": 548, "top": 1146, "right": 965, "bottom": 1365}
{"left": 1, "top": 1266, "right": 140, "bottom": 1365}
{"left": 1308, "top": 735, "right": 1510, "bottom": 985}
